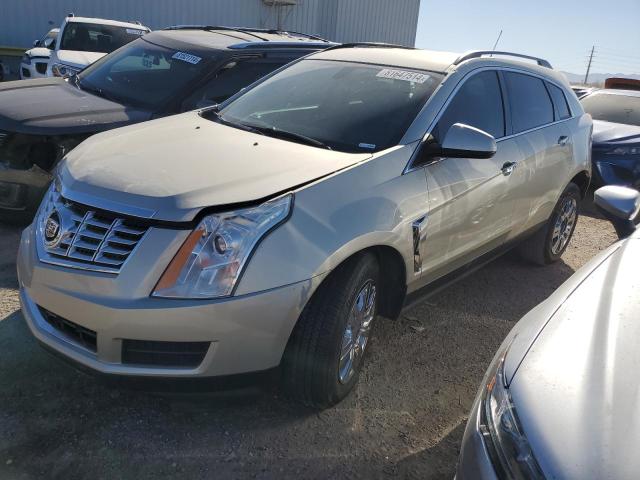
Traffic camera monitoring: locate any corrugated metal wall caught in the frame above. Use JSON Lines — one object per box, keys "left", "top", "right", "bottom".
{"left": 0, "top": 0, "right": 420, "bottom": 48}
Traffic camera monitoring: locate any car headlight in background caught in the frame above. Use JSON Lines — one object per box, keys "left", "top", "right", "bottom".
{"left": 153, "top": 194, "right": 292, "bottom": 299}
{"left": 51, "top": 63, "right": 80, "bottom": 78}
{"left": 21, "top": 55, "right": 32, "bottom": 65}
{"left": 481, "top": 346, "right": 545, "bottom": 479}
{"left": 604, "top": 145, "right": 640, "bottom": 155}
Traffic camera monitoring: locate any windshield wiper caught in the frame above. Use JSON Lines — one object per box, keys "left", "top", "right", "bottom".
{"left": 241, "top": 124, "right": 332, "bottom": 150}
{"left": 209, "top": 111, "right": 266, "bottom": 135}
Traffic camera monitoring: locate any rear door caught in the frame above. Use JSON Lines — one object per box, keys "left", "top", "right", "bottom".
{"left": 421, "top": 70, "right": 521, "bottom": 283}
{"left": 501, "top": 71, "right": 574, "bottom": 239}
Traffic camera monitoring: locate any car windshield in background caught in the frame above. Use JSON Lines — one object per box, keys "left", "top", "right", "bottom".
{"left": 60, "top": 22, "right": 146, "bottom": 53}
{"left": 216, "top": 59, "right": 443, "bottom": 153}
{"left": 77, "top": 40, "right": 209, "bottom": 109}
{"left": 581, "top": 93, "right": 640, "bottom": 127}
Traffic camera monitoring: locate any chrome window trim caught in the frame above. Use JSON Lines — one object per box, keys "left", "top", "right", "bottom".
{"left": 402, "top": 65, "right": 577, "bottom": 175}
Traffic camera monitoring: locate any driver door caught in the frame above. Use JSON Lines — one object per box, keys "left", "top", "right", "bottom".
{"left": 420, "top": 70, "right": 519, "bottom": 283}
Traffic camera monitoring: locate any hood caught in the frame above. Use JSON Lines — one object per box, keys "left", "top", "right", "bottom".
{"left": 25, "top": 47, "right": 52, "bottom": 59}
{"left": 59, "top": 112, "right": 372, "bottom": 222}
{"left": 55, "top": 50, "right": 106, "bottom": 69}
{"left": 592, "top": 119, "right": 640, "bottom": 145}
{"left": 508, "top": 234, "right": 640, "bottom": 479}
{"left": 0, "top": 78, "right": 150, "bottom": 135}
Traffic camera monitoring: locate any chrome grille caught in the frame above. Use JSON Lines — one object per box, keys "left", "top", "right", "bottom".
{"left": 38, "top": 188, "right": 148, "bottom": 273}
{"left": 0, "top": 131, "right": 8, "bottom": 148}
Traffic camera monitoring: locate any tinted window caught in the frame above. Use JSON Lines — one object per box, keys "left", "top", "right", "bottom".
{"left": 547, "top": 82, "right": 571, "bottom": 120}
{"left": 78, "top": 40, "right": 209, "bottom": 109}
{"left": 434, "top": 70, "right": 505, "bottom": 140}
{"left": 60, "top": 22, "right": 146, "bottom": 54}
{"left": 581, "top": 92, "right": 640, "bottom": 127}
{"left": 218, "top": 60, "right": 444, "bottom": 153}
{"left": 504, "top": 72, "right": 554, "bottom": 133}
{"left": 182, "top": 58, "right": 287, "bottom": 111}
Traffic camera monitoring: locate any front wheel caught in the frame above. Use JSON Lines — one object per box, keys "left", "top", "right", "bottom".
{"left": 517, "top": 183, "right": 581, "bottom": 265}
{"left": 281, "top": 253, "right": 379, "bottom": 408}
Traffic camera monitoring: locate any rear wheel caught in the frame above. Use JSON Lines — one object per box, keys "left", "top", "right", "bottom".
{"left": 281, "top": 253, "right": 379, "bottom": 408}
{"left": 517, "top": 183, "right": 581, "bottom": 265}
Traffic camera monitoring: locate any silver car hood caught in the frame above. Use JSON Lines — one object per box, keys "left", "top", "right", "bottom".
{"left": 508, "top": 232, "right": 640, "bottom": 479}
{"left": 59, "top": 112, "right": 371, "bottom": 222}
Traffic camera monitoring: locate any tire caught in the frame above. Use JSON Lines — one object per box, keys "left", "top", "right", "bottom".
{"left": 281, "top": 252, "right": 379, "bottom": 408}
{"left": 517, "top": 183, "right": 581, "bottom": 265}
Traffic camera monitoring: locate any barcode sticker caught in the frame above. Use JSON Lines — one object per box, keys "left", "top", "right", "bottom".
{"left": 376, "top": 69, "right": 430, "bottom": 84}
{"left": 172, "top": 52, "right": 202, "bottom": 65}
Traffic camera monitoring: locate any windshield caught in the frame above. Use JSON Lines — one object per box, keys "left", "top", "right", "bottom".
{"left": 60, "top": 22, "right": 146, "bottom": 53}
{"left": 217, "top": 59, "right": 443, "bottom": 153}
{"left": 77, "top": 39, "right": 210, "bottom": 109}
{"left": 581, "top": 92, "right": 640, "bottom": 127}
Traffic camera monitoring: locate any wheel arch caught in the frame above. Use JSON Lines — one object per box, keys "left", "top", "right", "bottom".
{"left": 570, "top": 170, "right": 591, "bottom": 198}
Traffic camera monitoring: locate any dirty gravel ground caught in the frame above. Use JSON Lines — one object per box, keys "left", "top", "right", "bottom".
{"left": 0, "top": 199, "right": 617, "bottom": 479}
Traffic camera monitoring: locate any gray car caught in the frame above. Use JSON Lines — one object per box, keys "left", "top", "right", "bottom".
{"left": 18, "top": 45, "right": 591, "bottom": 408}
{"left": 456, "top": 186, "right": 640, "bottom": 479}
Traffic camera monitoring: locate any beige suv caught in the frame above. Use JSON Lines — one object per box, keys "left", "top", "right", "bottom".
{"left": 18, "top": 45, "right": 592, "bottom": 408}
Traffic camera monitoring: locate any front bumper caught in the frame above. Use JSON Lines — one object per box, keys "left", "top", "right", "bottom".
{"left": 20, "top": 60, "right": 50, "bottom": 80}
{"left": 0, "top": 163, "right": 51, "bottom": 221}
{"left": 18, "top": 223, "right": 324, "bottom": 377}
{"left": 456, "top": 397, "right": 500, "bottom": 480}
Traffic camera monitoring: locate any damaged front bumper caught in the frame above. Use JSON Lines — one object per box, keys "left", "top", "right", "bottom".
{"left": 0, "top": 161, "right": 52, "bottom": 220}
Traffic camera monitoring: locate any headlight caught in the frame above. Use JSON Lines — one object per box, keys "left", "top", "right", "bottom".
{"left": 605, "top": 145, "right": 640, "bottom": 155}
{"left": 51, "top": 63, "right": 80, "bottom": 78}
{"left": 152, "top": 194, "right": 292, "bottom": 299}
{"left": 481, "top": 347, "right": 545, "bottom": 479}
{"left": 21, "top": 55, "right": 32, "bottom": 65}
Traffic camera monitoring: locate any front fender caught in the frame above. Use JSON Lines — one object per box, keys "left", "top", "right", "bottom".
{"left": 235, "top": 142, "right": 428, "bottom": 296}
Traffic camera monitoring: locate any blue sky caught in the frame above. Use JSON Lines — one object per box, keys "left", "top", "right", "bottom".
{"left": 416, "top": 0, "right": 640, "bottom": 75}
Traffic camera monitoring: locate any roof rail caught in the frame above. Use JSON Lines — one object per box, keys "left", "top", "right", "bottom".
{"left": 164, "top": 25, "right": 270, "bottom": 41}
{"left": 325, "top": 42, "right": 415, "bottom": 51}
{"left": 454, "top": 51, "right": 552, "bottom": 68}
{"left": 228, "top": 41, "right": 335, "bottom": 50}
{"left": 163, "top": 25, "right": 330, "bottom": 43}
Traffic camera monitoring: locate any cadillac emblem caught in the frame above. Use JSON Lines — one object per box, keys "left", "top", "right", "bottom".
{"left": 44, "top": 210, "right": 61, "bottom": 245}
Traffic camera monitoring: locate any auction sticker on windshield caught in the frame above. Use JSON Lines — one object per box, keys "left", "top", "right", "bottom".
{"left": 172, "top": 52, "right": 202, "bottom": 65}
{"left": 126, "top": 29, "right": 145, "bottom": 35}
{"left": 376, "top": 69, "right": 430, "bottom": 84}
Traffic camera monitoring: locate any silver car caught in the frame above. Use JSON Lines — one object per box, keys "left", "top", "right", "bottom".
{"left": 17, "top": 45, "right": 592, "bottom": 407}
{"left": 456, "top": 185, "right": 640, "bottom": 479}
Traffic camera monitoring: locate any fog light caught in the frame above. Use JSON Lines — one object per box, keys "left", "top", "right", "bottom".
{"left": 0, "top": 181, "right": 26, "bottom": 208}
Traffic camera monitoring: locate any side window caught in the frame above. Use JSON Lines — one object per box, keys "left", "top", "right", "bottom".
{"left": 434, "top": 70, "right": 505, "bottom": 141}
{"left": 546, "top": 82, "right": 571, "bottom": 120}
{"left": 503, "top": 72, "right": 554, "bottom": 133}
{"left": 181, "top": 58, "right": 287, "bottom": 111}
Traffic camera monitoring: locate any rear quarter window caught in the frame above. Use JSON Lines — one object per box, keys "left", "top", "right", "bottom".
{"left": 546, "top": 82, "right": 572, "bottom": 120}
{"left": 504, "top": 72, "right": 554, "bottom": 133}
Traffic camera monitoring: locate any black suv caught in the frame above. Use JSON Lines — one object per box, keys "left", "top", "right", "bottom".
{"left": 0, "top": 26, "right": 333, "bottom": 222}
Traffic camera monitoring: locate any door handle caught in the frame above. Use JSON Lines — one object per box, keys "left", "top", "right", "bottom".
{"left": 558, "top": 135, "right": 569, "bottom": 146}
{"left": 501, "top": 161, "right": 517, "bottom": 176}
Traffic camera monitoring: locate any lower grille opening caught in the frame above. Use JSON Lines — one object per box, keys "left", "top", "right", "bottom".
{"left": 122, "top": 340, "right": 210, "bottom": 368}
{"left": 38, "top": 307, "right": 97, "bottom": 353}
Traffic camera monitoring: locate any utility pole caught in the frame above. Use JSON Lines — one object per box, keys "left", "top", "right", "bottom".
{"left": 584, "top": 46, "right": 595, "bottom": 85}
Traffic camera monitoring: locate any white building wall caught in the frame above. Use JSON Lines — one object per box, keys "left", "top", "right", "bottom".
{"left": 0, "top": 0, "right": 420, "bottom": 49}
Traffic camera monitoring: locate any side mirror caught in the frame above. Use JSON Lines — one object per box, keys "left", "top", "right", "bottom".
{"left": 33, "top": 39, "right": 41, "bottom": 47}
{"left": 440, "top": 123, "right": 497, "bottom": 159}
{"left": 594, "top": 186, "right": 640, "bottom": 239}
